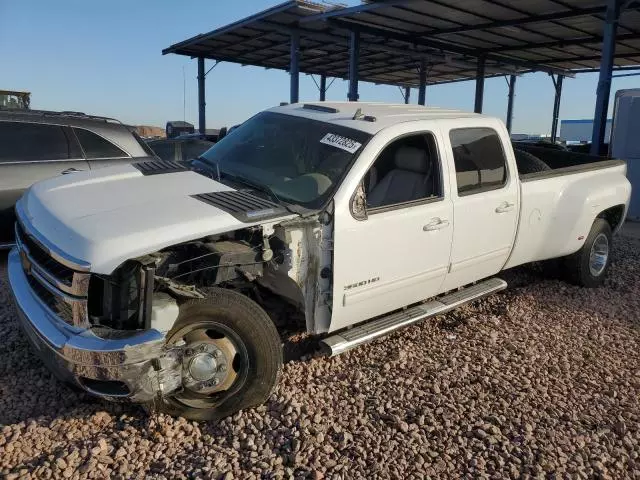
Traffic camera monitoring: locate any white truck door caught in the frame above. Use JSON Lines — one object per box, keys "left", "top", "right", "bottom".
{"left": 329, "top": 129, "right": 453, "bottom": 332}
{"left": 440, "top": 123, "right": 519, "bottom": 291}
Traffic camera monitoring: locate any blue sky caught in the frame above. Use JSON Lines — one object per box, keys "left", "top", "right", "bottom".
{"left": 1, "top": 1, "right": 638, "bottom": 135}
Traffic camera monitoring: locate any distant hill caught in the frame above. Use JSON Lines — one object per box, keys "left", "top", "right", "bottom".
{"left": 135, "top": 125, "right": 165, "bottom": 138}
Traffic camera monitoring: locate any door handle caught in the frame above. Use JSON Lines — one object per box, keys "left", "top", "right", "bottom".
{"left": 61, "top": 167, "right": 83, "bottom": 175}
{"left": 495, "top": 201, "right": 515, "bottom": 214}
{"left": 423, "top": 218, "right": 450, "bottom": 231}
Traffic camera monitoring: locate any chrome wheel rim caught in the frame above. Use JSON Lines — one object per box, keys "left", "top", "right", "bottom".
{"left": 589, "top": 233, "right": 609, "bottom": 277}
{"left": 169, "top": 321, "right": 248, "bottom": 410}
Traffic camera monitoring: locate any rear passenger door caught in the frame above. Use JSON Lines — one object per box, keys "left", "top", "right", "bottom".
{"left": 441, "top": 123, "right": 519, "bottom": 291}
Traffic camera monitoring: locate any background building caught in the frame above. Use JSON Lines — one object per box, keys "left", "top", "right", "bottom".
{"left": 560, "top": 119, "right": 612, "bottom": 143}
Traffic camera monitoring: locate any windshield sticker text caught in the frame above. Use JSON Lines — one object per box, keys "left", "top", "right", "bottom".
{"left": 320, "top": 133, "right": 362, "bottom": 154}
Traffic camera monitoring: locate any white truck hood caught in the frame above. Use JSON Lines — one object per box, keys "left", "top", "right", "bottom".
{"left": 20, "top": 164, "right": 295, "bottom": 273}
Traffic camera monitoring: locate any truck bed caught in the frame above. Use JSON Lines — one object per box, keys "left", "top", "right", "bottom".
{"left": 514, "top": 144, "right": 626, "bottom": 181}
{"left": 505, "top": 145, "right": 629, "bottom": 270}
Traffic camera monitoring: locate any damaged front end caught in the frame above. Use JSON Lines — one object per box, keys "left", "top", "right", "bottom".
{"left": 9, "top": 206, "right": 333, "bottom": 403}
{"left": 8, "top": 215, "right": 183, "bottom": 402}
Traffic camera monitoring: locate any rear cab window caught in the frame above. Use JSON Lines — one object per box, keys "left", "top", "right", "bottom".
{"left": 181, "top": 140, "right": 214, "bottom": 161}
{"left": 449, "top": 127, "right": 508, "bottom": 195}
{"left": 148, "top": 140, "right": 176, "bottom": 162}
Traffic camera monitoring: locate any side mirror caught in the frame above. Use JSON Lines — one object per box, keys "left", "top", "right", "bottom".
{"left": 350, "top": 183, "right": 368, "bottom": 221}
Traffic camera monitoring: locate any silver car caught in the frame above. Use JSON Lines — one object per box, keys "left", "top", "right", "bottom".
{"left": 0, "top": 109, "right": 157, "bottom": 246}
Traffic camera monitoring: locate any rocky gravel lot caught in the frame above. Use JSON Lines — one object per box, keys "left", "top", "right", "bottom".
{"left": 1, "top": 236, "right": 639, "bottom": 480}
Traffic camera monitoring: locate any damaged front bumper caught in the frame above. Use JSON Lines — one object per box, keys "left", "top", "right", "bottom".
{"left": 8, "top": 249, "right": 182, "bottom": 402}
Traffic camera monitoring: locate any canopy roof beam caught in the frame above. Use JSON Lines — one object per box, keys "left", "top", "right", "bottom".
{"left": 326, "top": 19, "right": 574, "bottom": 77}
{"left": 489, "top": 32, "right": 640, "bottom": 53}
{"left": 305, "top": 1, "right": 607, "bottom": 37}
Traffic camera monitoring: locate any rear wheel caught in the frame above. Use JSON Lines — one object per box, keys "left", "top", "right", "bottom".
{"left": 149, "top": 288, "right": 282, "bottom": 421}
{"left": 562, "top": 219, "right": 612, "bottom": 287}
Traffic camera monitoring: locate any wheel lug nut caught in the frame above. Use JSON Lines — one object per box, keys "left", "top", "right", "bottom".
{"left": 217, "top": 364, "right": 227, "bottom": 373}
{"left": 185, "top": 348, "right": 193, "bottom": 356}
{"left": 199, "top": 344, "right": 208, "bottom": 353}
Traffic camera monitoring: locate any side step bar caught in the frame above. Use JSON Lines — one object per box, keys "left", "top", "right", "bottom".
{"left": 321, "top": 277, "right": 507, "bottom": 357}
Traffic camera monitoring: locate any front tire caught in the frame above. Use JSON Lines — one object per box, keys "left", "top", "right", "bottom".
{"left": 149, "top": 288, "right": 282, "bottom": 421}
{"left": 563, "top": 219, "right": 612, "bottom": 288}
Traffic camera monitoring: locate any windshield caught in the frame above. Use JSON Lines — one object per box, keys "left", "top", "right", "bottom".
{"left": 198, "top": 111, "right": 371, "bottom": 209}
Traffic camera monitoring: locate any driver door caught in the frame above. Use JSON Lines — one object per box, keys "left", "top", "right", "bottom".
{"left": 329, "top": 129, "right": 453, "bottom": 332}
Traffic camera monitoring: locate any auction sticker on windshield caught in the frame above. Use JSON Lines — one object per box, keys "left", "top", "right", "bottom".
{"left": 320, "top": 133, "right": 362, "bottom": 154}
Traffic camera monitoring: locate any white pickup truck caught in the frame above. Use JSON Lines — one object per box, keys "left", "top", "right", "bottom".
{"left": 8, "top": 103, "right": 631, "bottom": 420}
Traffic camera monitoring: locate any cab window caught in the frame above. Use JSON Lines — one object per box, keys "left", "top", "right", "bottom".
{"left": 364, "top": 133, "right": 442, "bottom": 210}
{"left": 449, "top": 128, "right": 507, "bottom": 195}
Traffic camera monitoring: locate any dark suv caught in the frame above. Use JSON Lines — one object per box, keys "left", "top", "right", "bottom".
{"left": 0, "top": 109, "right": 157, "bottom": 246}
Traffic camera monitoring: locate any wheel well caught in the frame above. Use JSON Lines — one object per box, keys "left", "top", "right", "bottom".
{"left": 598, "top": 204, "right": 625, "bottom": 232}
{"left": 211, "top": 280, "right": 306, "bottom": 331}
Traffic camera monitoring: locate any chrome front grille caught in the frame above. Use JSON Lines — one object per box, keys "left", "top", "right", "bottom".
{"left": 15, "top": 219, "right": 90, "bottom": 327}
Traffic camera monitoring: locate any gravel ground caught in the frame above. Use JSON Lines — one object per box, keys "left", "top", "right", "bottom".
{"left": 1, "top": 237, "right": 639, "bottom": 480}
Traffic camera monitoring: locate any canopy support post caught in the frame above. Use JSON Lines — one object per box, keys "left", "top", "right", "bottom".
{"left": 590, "top": 0, "right": 620, "bottom": 155}
{"left": 197, "top": 57, "right": 206, "bottom": 135}
{"left": 290, "top": 31, "right": 300, "bottom": 104}
{"left": 319, "top": 74, "right": 327, "bottom": 101}
{"left": 348, "top": 30, "right": 360, "bottom": 101}
{"left": 550, "top": 74, "right": 564, "bottom": 143}
{"left": 506, "top": 74, "right": 517, "bottom": 133}
{"left": 418, "top": 59, "right": 427, "bottom": 105}
{"left": 474, "top": 55, "right": 486, "bottom": 113}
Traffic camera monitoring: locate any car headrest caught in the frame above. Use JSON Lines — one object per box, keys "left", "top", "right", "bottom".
{"left": 394, "top": 147, "right": 430, "bottom": 173}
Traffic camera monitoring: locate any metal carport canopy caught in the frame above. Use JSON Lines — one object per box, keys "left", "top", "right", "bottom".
{"left": 163, "top": 0, "right": 640, "bottom": 152}
{"left": 307, "top": 0, "right": 640, "bottom": 72}
{"left": 162, "top": 1, "right": 547, "bottom": 88}
{"left": 163, "top": 0, "right": 640, "bottom": 86}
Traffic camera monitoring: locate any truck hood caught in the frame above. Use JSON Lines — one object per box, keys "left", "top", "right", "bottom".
{"left": 20, "top": 164, "right": 296, "bottom": 273}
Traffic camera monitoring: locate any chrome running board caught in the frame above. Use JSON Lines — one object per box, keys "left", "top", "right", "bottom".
{"left": 321, "top": 278, "right": 507, "bottom": 357}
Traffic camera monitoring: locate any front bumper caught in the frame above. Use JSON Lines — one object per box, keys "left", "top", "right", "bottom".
{"left": 8, "top": 249, "right": 181, "bottom": 402}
